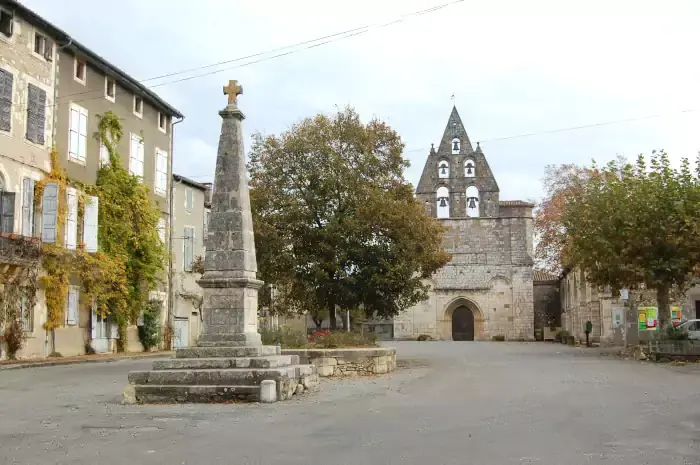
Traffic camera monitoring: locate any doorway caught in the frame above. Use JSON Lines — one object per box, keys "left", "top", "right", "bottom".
{"left": 91, "top": 311, "right": 109, "bottom": 353}
{"left": 173, "top": 317, "right": 189, "bottom": 349}
{"left": 452, "top": 306, "right": 475, "bottom": 341}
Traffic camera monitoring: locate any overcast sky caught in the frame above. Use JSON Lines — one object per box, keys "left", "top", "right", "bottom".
{"left": 24, "top": 0, "right": 700, "bottom": 202}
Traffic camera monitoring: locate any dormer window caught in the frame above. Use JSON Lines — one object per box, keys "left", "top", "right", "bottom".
{"left": 465, "top": 159, "right": 475, "bottom": 178}
{"left": 452, "top": 137, "right": 460, "bottom": 154}
{"left": 438, "top": 160, "right": 449, "bottom": 179}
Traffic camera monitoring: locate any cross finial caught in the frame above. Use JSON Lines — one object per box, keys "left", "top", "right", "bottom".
{"left": 223, "top": 80, "right": 243, "bottom": 105}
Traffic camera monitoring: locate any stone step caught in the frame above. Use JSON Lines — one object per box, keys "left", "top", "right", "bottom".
{"left": 133, "top": 385, "right": 261, "bottom": 403}
{"left": 152, "top": 355, "right": 299, "bottom": 370}
{"left": 128, "top": 365, "right": 316, "bottom": 386}
{"left": 175, "top": 345, "right": 281, "bottom": 359}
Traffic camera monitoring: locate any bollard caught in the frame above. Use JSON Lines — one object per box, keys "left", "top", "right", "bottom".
{"left": 259, "top": 380, "right": 277, "bottom": 403}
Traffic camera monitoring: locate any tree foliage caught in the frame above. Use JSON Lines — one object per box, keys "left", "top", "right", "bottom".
{"left": 561, "top": 150, "right": 700, "bottom": 326}
{"left": 249, "top": 107, "right": 451, "bottom": 329}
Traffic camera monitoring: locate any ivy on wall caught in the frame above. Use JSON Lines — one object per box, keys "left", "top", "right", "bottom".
{"left": 33, "top": 111, "right": 167, "bottom": 352}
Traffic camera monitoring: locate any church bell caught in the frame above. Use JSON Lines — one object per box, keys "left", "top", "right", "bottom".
{"left": 467, "top": 197, "right": 477, "bottom": 209}
{"left": 440, "top": 166, "right": 447, "bottom": 175}
{"left": 466, "top": 165, "right": 473, "bottom": 175}
{"left": 439, "top": 197, "right": 448, "bottom": 207}
{"left": 452, "top": 140, "right": 459, "bottom": 152}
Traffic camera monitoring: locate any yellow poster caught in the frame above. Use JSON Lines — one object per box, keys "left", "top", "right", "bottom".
{"left": 637, "top": 307, "right": 658, "bottom": 331}
{"left": 671, "top": 306, "right": 682, "bottom": 325}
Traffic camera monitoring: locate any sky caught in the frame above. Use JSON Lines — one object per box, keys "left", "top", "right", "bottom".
{"left": 23, "top": 0, "right": 700, "bottom": 203}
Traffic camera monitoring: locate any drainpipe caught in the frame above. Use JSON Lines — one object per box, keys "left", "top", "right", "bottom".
{"left": 167, "top": 116, "right": 185, "bottom": 349}
{"left": 45, "top": 37, "right": 72, "bottom": 357}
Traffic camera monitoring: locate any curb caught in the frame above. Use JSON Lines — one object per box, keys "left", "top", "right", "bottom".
{"left": 0, "top": 351, "right": 173, "bottom": 371}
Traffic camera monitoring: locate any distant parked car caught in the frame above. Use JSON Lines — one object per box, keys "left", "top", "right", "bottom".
{"left": 675, "top": 319, "right": 700, "bottom": 340}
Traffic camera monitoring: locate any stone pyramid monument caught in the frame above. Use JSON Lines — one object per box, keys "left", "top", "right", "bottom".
{"left": 125, "top": 81, "right": 319, "bottom": 403}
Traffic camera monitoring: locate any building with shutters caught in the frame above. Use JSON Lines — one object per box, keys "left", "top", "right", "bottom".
{"left": 392, "top": 107, "right": 536, "bottom": 341}
{"left": 0, "top": 0, "right": 183, "bottom": 358}
{"left": 170, "top": 174, "right": 210, "bottom": 348}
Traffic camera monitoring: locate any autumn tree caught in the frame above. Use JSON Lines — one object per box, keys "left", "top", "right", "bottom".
{"left": 249, "top": 107, "right": 451, "bottom": 329}
{"left": 534, "top": 163, "right": 592, "bottom": 273}
{"left": 561, "top": 151, "right": 700, "bottom": 327}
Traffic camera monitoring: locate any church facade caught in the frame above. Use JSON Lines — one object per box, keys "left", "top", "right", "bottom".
{"left": 393, "top": 107, "right": 536, "bottom": 341}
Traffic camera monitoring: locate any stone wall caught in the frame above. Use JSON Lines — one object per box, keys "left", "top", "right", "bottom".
{"left": 282, "top": 348, "right": 396, "bottom": 377}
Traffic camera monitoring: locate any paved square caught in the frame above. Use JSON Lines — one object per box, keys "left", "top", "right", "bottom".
{"left": 2, "top": 342, "right": 700, "bottom": 464}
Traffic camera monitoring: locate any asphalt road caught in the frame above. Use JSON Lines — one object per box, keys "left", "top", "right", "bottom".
{"left": 1, "top": 342, "right": 700, "bottom": 465}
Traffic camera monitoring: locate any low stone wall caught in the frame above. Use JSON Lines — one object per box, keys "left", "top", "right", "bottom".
{"left": 282, "top": 348, "right": 396, "bottom": 377}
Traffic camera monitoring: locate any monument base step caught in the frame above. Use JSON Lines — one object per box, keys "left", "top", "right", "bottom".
{"left": 152, "top": 355, "right": 299, "bottom": 370}
{"left": 128, "top": 365, "right": 316, "bottom": 386}
{"left": 175, "top": 346, "right": 281, "bottom": 359}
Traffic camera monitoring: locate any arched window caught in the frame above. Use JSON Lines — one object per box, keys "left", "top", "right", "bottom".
{"left": 466, "top": 185, "right": 479, "bottom": 218}
{"left": 464, "top": 159, "right": 475, "bottom": 178}
{"left": 438, "top": 160, "right": 449, "bottom": 179}
{"left": 436, "top": 186, "right": 449, "bottom": 219}
{"left": 451, "top": 137, "right": 460, "bottom": 154}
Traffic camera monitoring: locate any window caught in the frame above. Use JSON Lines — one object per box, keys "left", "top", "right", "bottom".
{"left": 438, "top": 160, "right": 449, "bottom": 179}
{"left": 0, "top": 189, "right": 15, "bottom": 233}
{"left": 133, "top": 96, "right": 143, "bottom": 118}
{"left": 158, "top": 112, "right": 167, "bottom": 133}
{"left": 0, "top": 10, "right": 13, "bottom": 38}
{"left": 68, "top": 103, "right": 87, "bottom": 162}
{"left": 452, "top": 137, "right": 461, "bottom": 154}
{"left": 436, "top": 186, "right": 449, "bottom": 219}
{"left": 64, "top": 187, "right": 78, "bottom": 250}
{"left": 21, "top": 178, "right": 34, "bottom": 236}
{"left": 157, "top": 218, "right": 166, "bottom": 244}
{"left": 66, "top": 285, "right": 79, "bottom": 326}
{"left": 74, "top": 58, "right": 86, "bottom": 84}
{"left": 33, "top": 32, "right": 53, "bottom": 61}
{"left": 0, "top": 68, "right": 12, "bottom": 132}
{"left": 26, "top": 84, "right": 46, "bottom": 145}
{"left": 185, "top": 188, "right": 193, "bottom": 211}
{"left": 183, "top": 226, "right": 195, "bottom": 272}
{"left": 154, "top": 148, "right": 168, "bottom": 196}
{"left": 466, "top": 185, "right": 479, "bottom": 218}
{"left": 83, "top": 196, "right": 98, "bottom": 253}
{"left": 465, "top": 159, "right": 475, "bottom": 178}
{"left": 104, "top": 77, "right": 115, "bottom": 102}
{"left": 129, "top": 133, "right": 144, "bottom": 179}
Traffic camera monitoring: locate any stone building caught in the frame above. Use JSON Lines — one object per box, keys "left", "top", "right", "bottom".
{"left": 393, "top": 107, "right": 535, "bottom": 341}
{"left": 170, "top": 174, "right": 210, "bottom": 348}
{"left": 0, "top": 0, "right": 182, "bottom": 359}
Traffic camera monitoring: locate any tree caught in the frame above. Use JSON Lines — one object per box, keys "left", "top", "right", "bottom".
{"left": 249, "top": 107, "right": 451, "bottom": 329}
{"left": 534, "top": 164, "right": 592, "bottom": 273}
{"left": 561, "top": 151, "right": 700, "bottom": 327}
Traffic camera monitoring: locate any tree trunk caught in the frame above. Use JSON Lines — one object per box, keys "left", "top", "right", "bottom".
{"left": 328, "top": 299, "right": 337, "bottom": 330}
{"left": 656, "top": 284, "right": 671, "bottom": 329}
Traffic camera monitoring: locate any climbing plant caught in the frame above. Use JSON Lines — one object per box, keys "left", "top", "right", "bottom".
{"left": 33, "top": 111, "right": 166, "bottom": 352}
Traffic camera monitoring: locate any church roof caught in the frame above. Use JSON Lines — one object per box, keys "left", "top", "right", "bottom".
{"left": 534, "top": 270, "right": 559, "bottom": 282}
{"left": 437, "top": 106, "right": 474, "bottom": 154}
{"left": 499, "top": 200, "right": 535, "bottom": 207}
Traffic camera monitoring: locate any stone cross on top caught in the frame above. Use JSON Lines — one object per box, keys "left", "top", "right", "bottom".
{"left": 223, "top": 80, "right": 243, "bottom": 105}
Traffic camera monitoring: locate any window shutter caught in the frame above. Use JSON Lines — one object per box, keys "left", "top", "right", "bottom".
{"left": 0, "top": 69, "right": 12, "bottom": 132}
{"left": 43, "top": 38, "right": 53, "bottom": 62}
{"left": 21, "top": 178, "right": 34, "bottom": 236}
{"left": 64, "top": 187, "right": 78, "bottom": 250}
{"left": 26, "top": 84, "right": 46, "bottom": 145}
{"left": 41, "top": 182, "right": 58, "bottom": 242}
{"left": 0, "top": 191, "right": 15, "bottom": 233}
{"left": 78, "top": 107, "right": 87, "bottom": 162}
{"left": 83, "top": 196, "right": 98, "bottom": 252}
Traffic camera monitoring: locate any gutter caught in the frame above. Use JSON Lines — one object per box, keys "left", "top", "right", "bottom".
{"left": 167, "top": 116, "right": 185, "bottom": 349}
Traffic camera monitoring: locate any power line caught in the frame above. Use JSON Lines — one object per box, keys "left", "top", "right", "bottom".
{"left": 13, "top": 0, "right": 464, "bottom": 112}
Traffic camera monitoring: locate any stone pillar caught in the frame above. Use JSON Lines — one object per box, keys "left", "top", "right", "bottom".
{"left": 197, "top": 81, "right": 263, "bottom": 347}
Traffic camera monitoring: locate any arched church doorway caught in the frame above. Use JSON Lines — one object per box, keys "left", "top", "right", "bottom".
{"left": 452, "top": 306, "right": 475, "bottom": 341}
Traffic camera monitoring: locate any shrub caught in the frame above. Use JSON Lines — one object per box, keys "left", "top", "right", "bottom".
{"left": 138, "top": 300, "right": 163, "bottom": 351}
{"left": 555, "top": 330, "right": 569, "bottom": 343}
{"left": 84, "top": 343, "right": 96, "bottom": 355}
{"left": 260, "top": 326, "right": 308, "bottom": 348}
{"left": 658, "top": 324, "right": 691, "bottom": 341}
{"left": 309, "top": 329, "right": 378, "bottom": 348}
{"left": 417, "top": 334, "right": 433, "bottom": 341}
{"left": 4, "top": 319, "right": 26, "bottom": 360}
{"left": 491, "top": 335, "right": 506, "bottom": 341}
{"left": 48, "top": 351, "right": 62, "bottom": 358}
